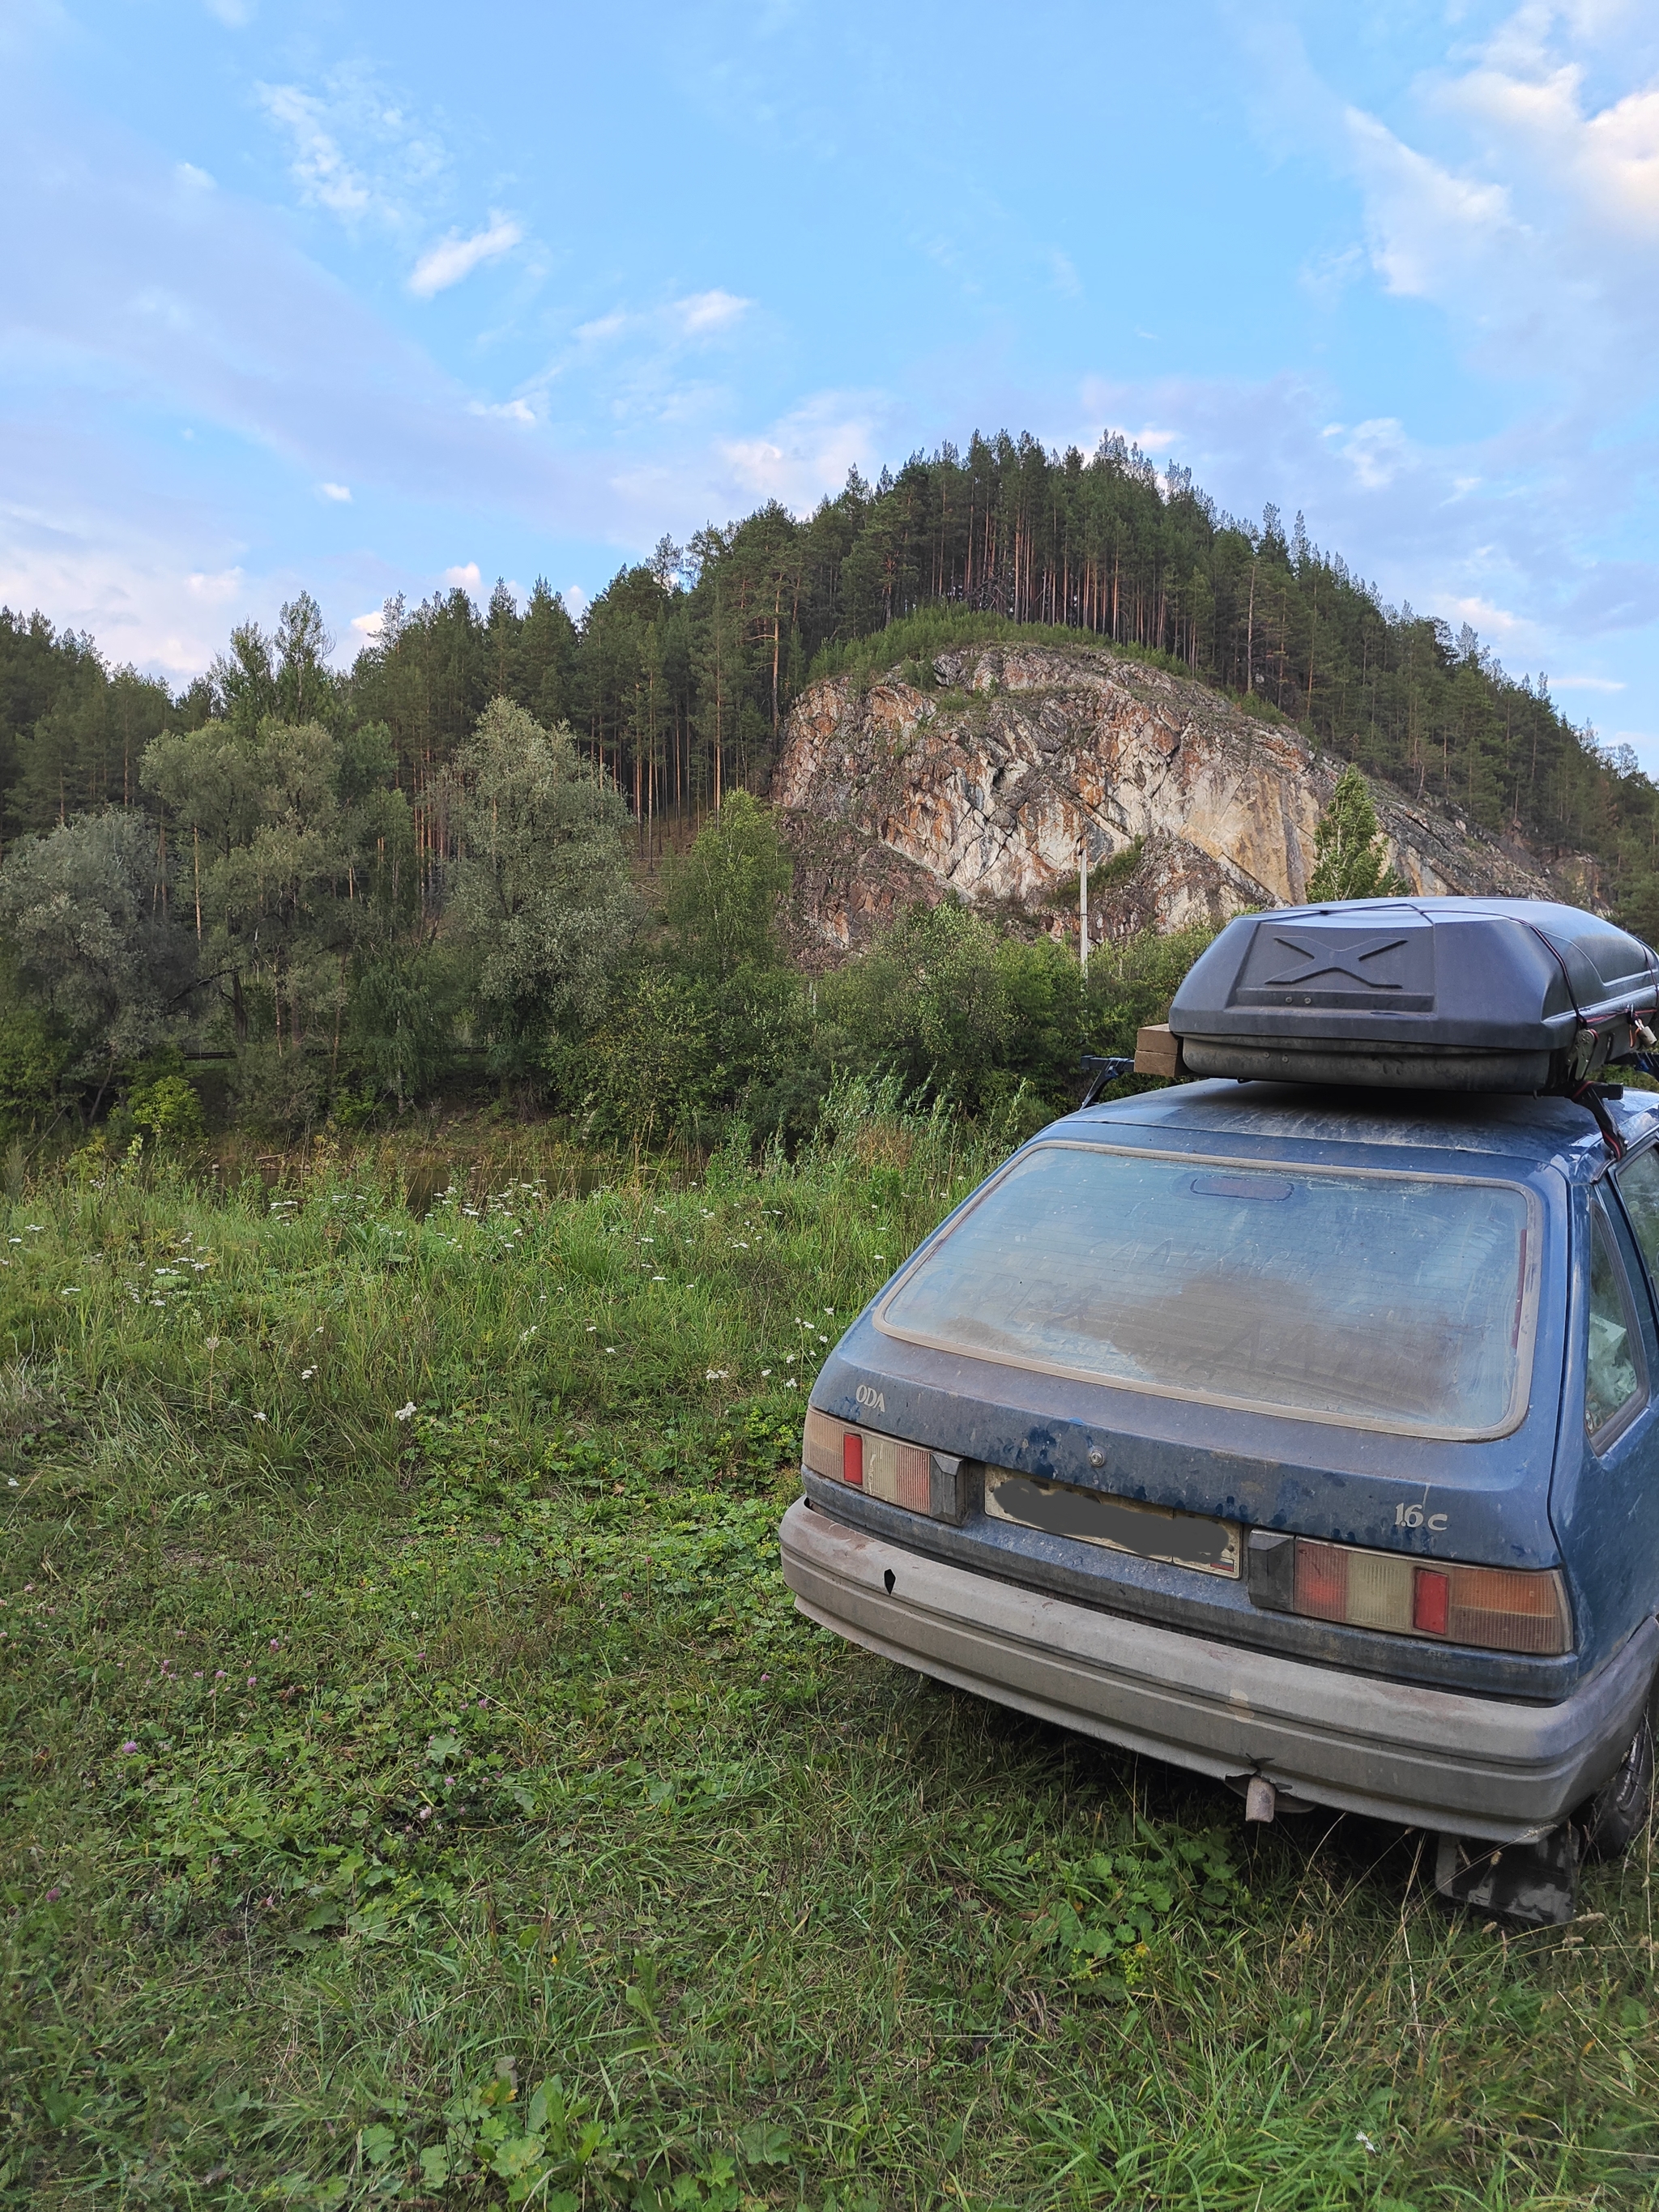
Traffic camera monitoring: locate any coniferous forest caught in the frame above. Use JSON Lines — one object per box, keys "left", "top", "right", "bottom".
{"left": 2, "top": 427, "right": 1656, "bottom": 1147}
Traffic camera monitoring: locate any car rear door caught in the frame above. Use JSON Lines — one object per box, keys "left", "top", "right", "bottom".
{"left": 1575, "top": 1149, "right": 1659, "bottom": 1652}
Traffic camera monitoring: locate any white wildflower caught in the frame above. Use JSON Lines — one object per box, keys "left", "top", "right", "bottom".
{"left": 253, "top": 1411, "right": 267, "bottom": 1423}
{"left": 706, "top": 1368, "right": 729, "bottom": 1381}
{"left": 300, "top": 1366, "right": 316, "bottom": 1380}
{"left": 394, "top": 1402, "right": 416, "bottom": 1421}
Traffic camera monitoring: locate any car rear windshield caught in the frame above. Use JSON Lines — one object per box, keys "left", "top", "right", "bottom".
{"left": 876, "top": 1142, "right": 1538, "bottom": 1438}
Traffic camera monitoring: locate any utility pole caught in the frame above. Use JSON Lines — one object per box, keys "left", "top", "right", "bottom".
{"left": 1079, "top": 840, "right": 1089, "bottom": 978}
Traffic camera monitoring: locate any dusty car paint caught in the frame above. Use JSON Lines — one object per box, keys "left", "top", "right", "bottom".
{"left": 795, "top": 1082, "right": 1659, "bottom": 1720}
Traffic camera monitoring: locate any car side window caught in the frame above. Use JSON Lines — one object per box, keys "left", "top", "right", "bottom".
{"left": 1586, "top": 1204, "right": 1646, "bottom": 1450}
{"left": 1616, "top": 1144, "right": 1659, "bottom": 1291}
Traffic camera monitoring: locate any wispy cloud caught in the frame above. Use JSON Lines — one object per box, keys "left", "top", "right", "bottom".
{"left": 318, "top": 481, "right": 352, "bottom": 501}
{"left": 714, "top": 392, "right": 886, "bottom": 512}
{"left": 1555, "top": 672, "right": 1628, "bottom": 691}
{"left": 1044, "top": 247, "right": 1081, "bottom": 299}
{"left": 257, "top": 66, "right": 449, "bottom": 232}
{"left": 674, "top": 288, "right": 750, "bottom": 335}
{"left": 409, "top": 216, "right": 524, "bottom": 298}
{"left": 443, "top": 562, "right": 481, "bottom": 590}
{"left": 1328, "top": 8, "right": 1659, "bottom": 394}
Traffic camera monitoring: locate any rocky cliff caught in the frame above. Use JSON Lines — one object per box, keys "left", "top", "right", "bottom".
{"left": 773, "top": 641, "right": 1563, "bottom": 962}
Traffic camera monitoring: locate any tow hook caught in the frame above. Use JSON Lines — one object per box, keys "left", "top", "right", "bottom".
{"left": 1244, "top": 1776, "right": 1277, "bottom": 1824}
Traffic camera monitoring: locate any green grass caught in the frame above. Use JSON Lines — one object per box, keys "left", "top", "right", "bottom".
{"left": 2, "top": 1090, "right": 1657, "bottom": 2210}
{"left": 802, "top": 610, "right": 1291, "bottom": 728}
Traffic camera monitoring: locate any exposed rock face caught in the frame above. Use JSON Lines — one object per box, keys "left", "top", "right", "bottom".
{"left": 774, "top": 642, "right": 1559, "bottom": 961}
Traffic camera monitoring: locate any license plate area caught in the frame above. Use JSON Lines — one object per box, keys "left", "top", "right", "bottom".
{"left": 984, "top": 1470, "right": 1241, "bottom": 1577}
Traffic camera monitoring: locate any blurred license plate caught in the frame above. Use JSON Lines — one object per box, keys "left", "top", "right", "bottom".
{"left": 985, "top": 1471, "right": 1240, "bottom": 1577}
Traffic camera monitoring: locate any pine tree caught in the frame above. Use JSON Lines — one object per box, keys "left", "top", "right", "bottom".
{"left": 1306, "top": 765, "right": 1407, "bottom": 901}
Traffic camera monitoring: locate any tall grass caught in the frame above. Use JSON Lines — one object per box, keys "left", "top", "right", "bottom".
{"left": 1, "top": 1087, "right": 1655, "bottom": 2209}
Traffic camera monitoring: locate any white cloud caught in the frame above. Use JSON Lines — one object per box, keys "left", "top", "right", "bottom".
{"left": 1328, "top": 420, "right": 1401, "bottom": 495}
{"left": 467, "top": 398, "right": 536, "bottom": 425}
{"left": 562, "top": 583, "right": 590, "bottom": 620}
{"left": 203, "top": 0, "right": 254, "bottom": 23}
{"left": 318, "top": 481, "right": 352, "bottom": 502}
{"left": 0, "top": 455, "right": 251, "bottom": 675}
{"left": 258, "top": 84, "right": 372, "bottom": 219}
{"left": 409, "top": 216, "right": 523, "bottom": 298}
{"left": 177, "top": 161, "right": 215, "bottom": 192}
{"left": 1450, "top": 594, "right": 1526, "bottom": 637}
{"left": 186, "top": 567, "right": 245, "bottom": 604}
{"left": 716, "top": 393, "right": 882, "bottom": 512}
{"left": 352, "top": 609, "right": 383, "bottom": 637}
{"left": 1346, "top": 108, "right": 1516, "bottom": 305}
{"left": 1095, "top": 418, "right": 1182, "bottom": 454}
{"left": 443, "top": 562, "right": 481, "bottom": 590}
{"left": 1555, "top": 672, "right": 1628, "bottom": 690}
{"left": 1328, "top": 8, "right": 1659, "bottom": 391}
{"left": 257, "top": 67, "right": 449, "bottom": 233}
{"left": 674, "top": 288, "right": 750, "bottom": 335}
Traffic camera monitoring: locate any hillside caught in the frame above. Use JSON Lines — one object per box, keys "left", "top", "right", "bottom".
{"left": 775, "top": 641, "right": 1567, "bottom": 961}
{"left": 5, "top": 427, "right": 1657, "bottom": 940}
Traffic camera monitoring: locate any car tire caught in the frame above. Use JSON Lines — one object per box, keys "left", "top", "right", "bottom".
{"left": 1577, "top": 1720, "right": 1654, "bottom": 1862}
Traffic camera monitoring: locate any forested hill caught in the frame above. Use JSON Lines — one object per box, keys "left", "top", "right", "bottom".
{"left": 2, "top": 428, "right": 1656, "bottom": 928}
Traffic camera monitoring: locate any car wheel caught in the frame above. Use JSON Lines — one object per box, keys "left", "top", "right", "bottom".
{"left": 1578, "top": 1720, "right": 1654, "bottom": 1862}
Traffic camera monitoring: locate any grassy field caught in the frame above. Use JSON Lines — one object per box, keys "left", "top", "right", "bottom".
{"left": 2, "top": 1093, "right": 1657, "bottom": 2210}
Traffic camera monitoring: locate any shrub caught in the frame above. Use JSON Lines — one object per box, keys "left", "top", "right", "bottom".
{"left": 126, "top": 1072, "right": 205, "bottom": 1145}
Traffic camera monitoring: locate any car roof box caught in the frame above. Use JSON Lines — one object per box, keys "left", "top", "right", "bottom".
{"left": 1166, "top": 897, "right": 1659, "bottom": 1093}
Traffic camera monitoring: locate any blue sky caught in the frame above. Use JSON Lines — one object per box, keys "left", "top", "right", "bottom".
{"left": 4, "top": 0, "right": 1658, "bottom": 755}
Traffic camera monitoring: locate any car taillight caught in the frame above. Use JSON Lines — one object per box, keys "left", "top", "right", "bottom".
{"left": 1249, "top": 1531, "right": 1570, "bottom": 1655}
{"left": 804, "top": 1409, "right": 965, "bottom": 1523}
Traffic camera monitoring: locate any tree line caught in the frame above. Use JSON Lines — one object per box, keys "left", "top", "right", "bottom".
{"left": 3, "top": 423, "right": 1659, "bottom": 1147}
{"left": 6, "top": 429, "right": 1657, "bottom": 901}
{"left": 0, "top": 681, "right": 1202, "bottom": 1150}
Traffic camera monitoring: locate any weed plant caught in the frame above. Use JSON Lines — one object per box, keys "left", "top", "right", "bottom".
{"left": 0, "top": 1085, "right": 1656, "bottom": 2208}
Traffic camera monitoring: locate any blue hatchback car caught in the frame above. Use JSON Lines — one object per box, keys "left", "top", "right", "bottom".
{"left": 781, "top": 899, "right": 1659, "bottom": 1925}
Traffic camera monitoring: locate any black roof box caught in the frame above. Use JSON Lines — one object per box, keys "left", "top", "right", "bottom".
{"left": 1167, "top": 897, "right": 1659, "bottom": 1093}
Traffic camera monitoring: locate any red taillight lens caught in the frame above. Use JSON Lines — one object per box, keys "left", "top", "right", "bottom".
{"left": 1413, "top": 1567, "right": 1450, "bottom": 1636}
{"left": 1293, "top": 1541, "right": 1348, "bottom": 1622}
{"left": 1250, "top": 1532, "right": 1570, "bottom": 1655}
{"left": 800, "top": 1413, "right": 963, "bottom": 1523}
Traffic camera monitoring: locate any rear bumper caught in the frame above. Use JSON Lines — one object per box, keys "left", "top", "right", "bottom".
{"left": 780, "top": 1498, "right": 1658, "bottom": 1842}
